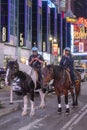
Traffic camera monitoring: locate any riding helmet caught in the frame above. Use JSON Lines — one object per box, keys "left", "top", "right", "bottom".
{"left": 32, "top": 47, "right": 38, "bottom": 51}
{"left": 65, "top": 47, "right": 71, "bottom": 51}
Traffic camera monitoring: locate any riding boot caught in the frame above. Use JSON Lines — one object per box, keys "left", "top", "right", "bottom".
{"left": 73, "top": 75, "right": 79, "bottom": 84}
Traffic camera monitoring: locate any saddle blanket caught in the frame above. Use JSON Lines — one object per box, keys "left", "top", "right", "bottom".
{"left": 18, "top": 62, "right": 37, "bottom": 88}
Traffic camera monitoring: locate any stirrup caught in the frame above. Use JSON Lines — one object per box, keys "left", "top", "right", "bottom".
{"left": 75, "top": 80, "right": 79, "bottom": 83}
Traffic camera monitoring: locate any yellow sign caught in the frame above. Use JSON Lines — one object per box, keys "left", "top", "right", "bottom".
{"left": 74, "top": 26, "right": 87, "bottom": 39}
{"left": 66, "top": 17, "right": 77, "bottom": 23}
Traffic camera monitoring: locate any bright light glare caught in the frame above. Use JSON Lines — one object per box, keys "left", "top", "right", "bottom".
{"left": 49, "top": 36, "right": 53, "bottom": 41}
{"left": 71, "top": 24, "right": 74, "bottom": 53}
{"left": 53, "top": 38, "right": 57, "bottom": 43}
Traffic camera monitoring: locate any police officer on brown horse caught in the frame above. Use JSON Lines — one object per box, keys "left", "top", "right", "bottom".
{"left": 29, "top": 47, "right": 44, "bottom": 88}
{"left": 60, "top": 47, "right": 79, "bottom": 85}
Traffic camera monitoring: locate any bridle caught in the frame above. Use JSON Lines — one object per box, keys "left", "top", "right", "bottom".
{"left": 5, "top": 61, "right": 19, "bottom": 85}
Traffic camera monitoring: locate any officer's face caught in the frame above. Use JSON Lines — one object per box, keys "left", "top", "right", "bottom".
{"left": 65, "top": 50, "right": 70, "bottom": 56}
{"left": 33, "top": 51, "right": 38, "bottom": 56}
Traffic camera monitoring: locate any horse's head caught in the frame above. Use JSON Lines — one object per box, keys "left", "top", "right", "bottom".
{"left": 42, "top": 64, "right": 54, "bottom": 87}
{"left": 5, "top": 60, "right": 19, "bottom": 85}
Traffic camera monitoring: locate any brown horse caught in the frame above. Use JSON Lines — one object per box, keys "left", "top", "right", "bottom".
{"left": 42, "top": 64, "right": 81, "bottom": 114}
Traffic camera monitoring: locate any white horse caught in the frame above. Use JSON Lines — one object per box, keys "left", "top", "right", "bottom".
{"left": 5, "top": 61, "right": 46, "bottom": 116}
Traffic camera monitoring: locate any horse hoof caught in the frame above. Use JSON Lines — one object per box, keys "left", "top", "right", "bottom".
{"left": 75, "top": 104, "right": 78, "bottom": 108}
{"left": 22, "top": 111, "right": 28, "bottom": 116}
{"left": 72, "top": 103, "right": 78, "bottom": 108}
{"left": 58, "top": 108, "right": 62, "bottom": 114}
{"left": 39, "top": 104, "right": 46, "bottom": 109}
{"left": 72, "top": 103, "right": 76, "bottom": 108}
{"left": 65, "top": 108, "right": 70, "bottom": 114}
{"left": 30, "top": 112, "right": 35, "bottom": 117}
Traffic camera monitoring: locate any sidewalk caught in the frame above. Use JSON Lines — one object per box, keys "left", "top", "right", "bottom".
{"left": 0, "top": 102, "right": 19, "bottom": 117}
{"left": 0, "top": 86, "right": 19, "bottom": 117}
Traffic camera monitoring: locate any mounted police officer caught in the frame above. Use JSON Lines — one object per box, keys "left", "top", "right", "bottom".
{"left": 60, "top": 47, "right": 78, "bottom": 85}
{"left": 29, "top": 47, "right": 44, "bottom": 87}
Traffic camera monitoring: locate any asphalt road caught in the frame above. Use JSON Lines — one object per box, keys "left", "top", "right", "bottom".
{"left": 0, "top": 82, "right": 87, "bottom": 130}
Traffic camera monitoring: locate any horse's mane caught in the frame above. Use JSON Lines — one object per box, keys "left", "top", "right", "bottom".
{"left": 53, "top": 65, "right": 64, "bottom": 78}
{"left": 46, "top": 64, "right": 64, "bottom": 79}
{"left": 15, "top": 71, "right": 27, "bottom": 81}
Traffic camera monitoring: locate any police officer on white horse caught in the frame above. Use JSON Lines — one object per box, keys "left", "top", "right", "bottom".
{"left": 29, "top": 47, "right": 44, "bottom": 88}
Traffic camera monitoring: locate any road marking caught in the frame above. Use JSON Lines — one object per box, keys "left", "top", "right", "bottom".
{"left": 0, "top": 118, "right": 12, "bottom": 126}
{"left": 0, "top": 116, "right": 19, "bottom": 126}
{"left": 33, "top": 125, "right": 39, "bottom": 129}
{"left": 1, "top": 100, "right": 23, "bottom": 103}
{"left": 27, "top": 106, "right": 39, "bottom": 110}
{"left": 12, "top": 100, "right": 23, "bottom": 103}
{"left": 32, "top": 123, "right": 44, "bottom": 129}
{"left": 60, "top": 104, "right": 87, "bottom": 130}
{"left": 0, "top": 97, "right": 10, "bottom": 100}
{"left": 68, "top": 109, "right": 87, "bottom": 130}
{"left": 18, "top": 115, "right": 48, "bottom": 130}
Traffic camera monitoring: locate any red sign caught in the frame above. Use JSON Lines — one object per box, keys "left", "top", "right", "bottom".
{"left": 76, "top": 17, "right": 87, "bottom": 28}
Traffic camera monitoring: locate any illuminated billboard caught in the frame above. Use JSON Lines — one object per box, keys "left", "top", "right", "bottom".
{"left": 71, "top": 18, "right": 87, "bottom": 54}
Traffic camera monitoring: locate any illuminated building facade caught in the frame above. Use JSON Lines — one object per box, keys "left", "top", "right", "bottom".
{"left": 71, "top": 0, "right": 87, "bottom": 18}
{"left": 0, "top": 0, "right": 62, "bottom": 63}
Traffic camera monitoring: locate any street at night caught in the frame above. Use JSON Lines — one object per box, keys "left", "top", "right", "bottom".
{"left": 0, "top": 0, "right": 87, "bottom": 130}
{"left": 0, "top": 82, "right": 87, "bottom": 130}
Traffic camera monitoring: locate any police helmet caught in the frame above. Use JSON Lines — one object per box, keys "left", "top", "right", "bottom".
{"left": 65, "top": 47, "right": 71, "bottom": 51}
{"left": 32, "top": 47, "right": 38, "bottom": 51}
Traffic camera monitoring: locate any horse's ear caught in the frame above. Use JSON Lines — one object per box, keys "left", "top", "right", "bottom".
{"left": 51, "top": 63, "right": 54, "bottom": 68}
{"left": 15, "top": 59, "right": 18, "bottom": 63}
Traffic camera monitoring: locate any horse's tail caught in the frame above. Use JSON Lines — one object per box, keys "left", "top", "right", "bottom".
{"left": 75, "top": 80, "right": 81, "bottom": 96}
{"left": 75, "top": 71, "right": 81, "bottom": 96}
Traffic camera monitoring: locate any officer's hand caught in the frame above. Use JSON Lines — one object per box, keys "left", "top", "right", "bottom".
{"left": 67, "top": 68, "right": 70, "bottom": 72}
{"left": 32, "top": 58, "right": 35, "bottom": 62}
{"left": 34, "top": 58, "right": 39, "bottom": 61}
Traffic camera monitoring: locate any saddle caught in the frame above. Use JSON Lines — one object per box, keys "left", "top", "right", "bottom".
{"left": 65, "top": 69, "right": 72, "bottom": 85}
{"left": 65, "top": 69, "right": 79, "bottom": 86}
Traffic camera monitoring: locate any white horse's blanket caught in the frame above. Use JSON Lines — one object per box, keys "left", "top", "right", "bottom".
{"left": 19, "top": 62, "right": 38, "bottom": 88}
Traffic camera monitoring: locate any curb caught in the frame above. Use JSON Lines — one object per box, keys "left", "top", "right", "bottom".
{"left": 0, "top": 103, "right": 19, "bottom": 117}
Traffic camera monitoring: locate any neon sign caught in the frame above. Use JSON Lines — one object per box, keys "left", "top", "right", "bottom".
{"left": 74, "top": 26, "right": 87, "bottom": 39}
{"left": 76, "top": 17, "right": 87, "bottom": 28}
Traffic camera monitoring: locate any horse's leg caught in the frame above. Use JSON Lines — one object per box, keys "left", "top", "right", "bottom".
{"left": 55, "top": 87, "right": 62, "bottom": 113}
{"left": 30, "top": 88, "right": 35, "bottom": 116}
{"left": 64, "top": 90, "right": 70, "bottom": 114}
{"left": 22, "top": 94, "right": 28, "bottom": 116}
{"left": 38, "top": 89, "right": 46, "bottom": 108}
{"left": 57, "top": 96, "right": 62, "bottom": 113}
{"left": 75, "top": 83, "right": 81, "bottom": 106}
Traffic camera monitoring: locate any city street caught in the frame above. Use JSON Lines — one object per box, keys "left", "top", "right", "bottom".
{"left": 0, "top": 82, "right": 87, "bottom": 130}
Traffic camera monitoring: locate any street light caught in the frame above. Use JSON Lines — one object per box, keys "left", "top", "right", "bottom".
{"left": 53, "top": 38, "right": 57, "bottom": 43}
{"left": 49, "top": 36, "right": 53, "bottom": 41}
{"left": 49, "top": 36, "right": 57, "bottom": 63}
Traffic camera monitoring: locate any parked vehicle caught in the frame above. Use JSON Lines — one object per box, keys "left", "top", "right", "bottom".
{"left": 75, "top": 67, "right": 87, "bottom": 82}
{"left": 0, "top": 68, "right": 6, "bottom": 89}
